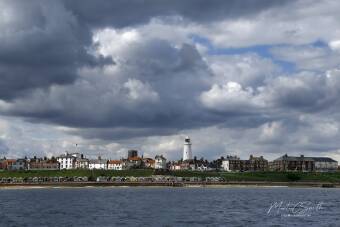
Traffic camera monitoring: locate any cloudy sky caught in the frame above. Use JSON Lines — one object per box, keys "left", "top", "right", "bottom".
{"left": 1, "top": 0, "right": 340, "bottom": 161}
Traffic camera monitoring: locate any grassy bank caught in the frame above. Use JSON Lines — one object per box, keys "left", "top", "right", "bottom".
{"left": 0, "top": 170, "right": 340, "bottom": 182}
{"left": 0, "top": 169, "right": 154, "bottom": 178}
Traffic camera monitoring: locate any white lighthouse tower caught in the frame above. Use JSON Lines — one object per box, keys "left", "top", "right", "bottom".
{"left": 183, "top": 136, "right": 192, "bottom": 161}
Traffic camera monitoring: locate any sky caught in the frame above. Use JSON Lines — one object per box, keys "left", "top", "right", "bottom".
{"left": 1, "top": 0, "right": 340, "bottom": 161}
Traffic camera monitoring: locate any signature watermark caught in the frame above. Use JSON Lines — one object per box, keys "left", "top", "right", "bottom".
{"left": 267, "top": 201, "right": 324, "bottom": 217}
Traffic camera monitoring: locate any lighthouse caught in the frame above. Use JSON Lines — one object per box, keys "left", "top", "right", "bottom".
{"left": 183, "top": 136, "right": 192, "bottom": 161}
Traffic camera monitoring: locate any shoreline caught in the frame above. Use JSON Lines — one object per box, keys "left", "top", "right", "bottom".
{"left": 0, "top": 181, "right": 339, "bottom": 189}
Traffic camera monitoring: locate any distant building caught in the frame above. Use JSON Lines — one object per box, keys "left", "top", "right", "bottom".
{"left": 269, "top": 154, "right": 315, "bottom": 172}
{"left": 142, "top": 158, "right": 155, "bottom": 169}
{"left": 11, "top": 159, "right": 28, "bottom": 171}
{"left": 89, "top": 157, "right": 107, "bottom": 170}
{"left": 125, "top": 156, "right": 143, "bottom": 169}
{"left": 244, "top": 155, "right": 268, "bottom": 172}
{"left": 170, "top": 160, "right": 196, "bottom": 171}
{"left": 57, "top": 153, "right": 80, "bottom": 170}
{"left": 312, "top": 157, "right": 338, "bottom": 172}
{"left": 183, "top": 136, "right": 192, "bottom": 161}
{"left": 170, "top": 162, "right": 182, "bottom": 171}
{"left": 221, "top": 156, "right": 241, "bottom": 172}
{"left": 221, "top": 155, "right": 268, "bottom": 172}
{"left": 0, "top": 159, "right": 16, "bottom": 170}
{"left": 75, "top": 154, "right": 89, "bottom": 169}
{"left": 128, "top": 150, "right": 138, "bottom": 159}
{"left": 29, "top": 159, "right": 59, "bottom": 170}
{"left": 107, "top": 160, "right": 123, "bottom": 170}
{"left": 154, "top": 155, "right": 167, "bottom": 169}
{"left": 196, "top": 163, "right": 210, "bottom": 171}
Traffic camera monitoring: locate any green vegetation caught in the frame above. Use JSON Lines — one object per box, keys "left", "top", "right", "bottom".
{"left": 286, "top": 173, "right": 301, "bottom": 181}
{"left": 0, "top": 169, "right": 154, "bottom": 178}
{"left": 0, "top": 170, "right": 340, "bottom": 182}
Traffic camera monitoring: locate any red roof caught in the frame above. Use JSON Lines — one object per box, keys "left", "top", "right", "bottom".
{"left": 128, "top": 157, "right": 142, "bottom": 161}
{"left": 108, "top": 160, "right": 122, "bottom": 164}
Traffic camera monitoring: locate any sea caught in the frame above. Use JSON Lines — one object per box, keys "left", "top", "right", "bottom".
{"left": 0, "top": 186, "right": 339, "bottom": 227}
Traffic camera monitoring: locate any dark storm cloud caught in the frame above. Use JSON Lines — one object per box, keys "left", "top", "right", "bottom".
{"left": 0, "top": 0, "right": 291, "bottom": 100}
{"left": 3, "top": 41, "right": 217, "bottom": 131}
{"left": 63, "top": 0, "right": 294, "bottom": 28}
{"left": 0, "top": 0, "right": 111, "bottom": 100}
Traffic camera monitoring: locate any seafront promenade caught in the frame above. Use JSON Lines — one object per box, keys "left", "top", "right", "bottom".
{"left": 1, "top": 170, "right": 340, "bottom": 188}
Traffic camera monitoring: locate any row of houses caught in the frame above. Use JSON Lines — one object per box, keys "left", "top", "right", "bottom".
{"left": 219, "top": 154, "right": 338, "bottom": 172}
{"left": 0, "top": 150, "right": 167, "bottom": 171}
{"left": 57, "top": 151, "right": 167, "bottom": 170}
{"left": 1, "top": 151, "right": 338, "bottom": 172}
{"left": 0, "top": 158, "right": 59, "bottom": 171}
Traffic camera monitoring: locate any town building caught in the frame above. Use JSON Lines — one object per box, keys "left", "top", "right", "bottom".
{"left": 89, "top": 157, "right": 107, "bottom": 170}
{"left": 312, "top": 157, "right": 338, "bottom": 172}
{"left": 183, "top": 136, "right": 192, "bottom": 161}
{"left": 221, "top": 155, "right": 268, "bottom": 172}
{"left": 244, "top": 155, "right": 268, "bottom": 172}
{"left": 0, "top": 159, "right": 16, "bottom": 170}
{"left": 11, "top": 159, "right": 28, "bottom": 171}
{"left": 128, "top": 150, "right": 138, "bottom": 159}
{"left": 57, "top": 153, "right": 80, "bottom": 170}
{"left": 170, "top": 162, "right": 182, "bottom": 171}
{"left": 154, "top": 155, "right": 167, "bottom": 169}
{"left": 169, "top": 160, "right": 196, "bottom": 171}
{"left": 107, "top": 160, "right": 123, "bottom": 170}
{"left": 125, "top": 156, "right": 143, "bottom": 169}
{"left": 75, "top": 156, "right": 89, "bottom": 169}
{"left": 221, "top": 156, "right": 241, "bottom": 172}
{"left": 269, "top": 154, "right": 315, "bottom": 172}
{"left": 29, "top": 159, "right": 59, "bottom": 170}
{"left": 142, "top": 158, "right": 155, "bottom": 169}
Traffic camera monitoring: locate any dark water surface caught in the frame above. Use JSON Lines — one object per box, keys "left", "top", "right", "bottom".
{"left": 0, "top": 186, "right": 339, "bottom": 227}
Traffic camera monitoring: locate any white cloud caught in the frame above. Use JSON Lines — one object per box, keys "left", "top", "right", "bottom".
{"left": 329, "top": 40, "right": 340, "bottom": 51}
{"left": 200, "top": 81, "right": 264, "bottom": 112}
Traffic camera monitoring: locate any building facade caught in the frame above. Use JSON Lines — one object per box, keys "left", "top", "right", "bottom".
{"left": 29, "top": 159, "right": 59, "bottom": 170}
{"left": 0, "top": 159, "right": 16, "bottom": 170}
{"left": 107, "top": 160, "right": 123, "bottom": 170}
{"left": 75, "top": 158, "right": 89, "bottom": 169}
{"left": 269, "top": 154, "right": 315, "bottom": 172}
{"left": 312, "top": 157, "right": 338, "bottom": 172}
{"left": 154, "top": 155, "right": 167, "bottom": 169}
{"left": 57, "top": 153, "right": 83, "bottom": 170}
{"left": 128, "top": 150, "right": 138, "bottom": 159}
{"left": 89, "top": 157, "right": 107, "bottom": 170}
{"left": 142, "top": 158, "right": 155, "bottom": 169}
{"left": 221, "top": 156, "right": 241, "bottom": 172}
{"left": 221, "top": 155, "right": 268, "bottom": 172}
{"left": 11, "top": 159, "right": 28, "bottom": 171}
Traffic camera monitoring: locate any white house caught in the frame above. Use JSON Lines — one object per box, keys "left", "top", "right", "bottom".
{"left": 107, "top": 160, "right": 123, "bottom": 170}
{"left": 221, "top": 160, "right": 230, "bottom": 171}
{"left": 89, "top": 157, "right": 107, "bottom": 170}
{"left": 57, "top": 153, "right": 81, "bottom": 170}
{"left": 154, "top": 155, "right": 167, "bottom": 169}
{"left": 312, "top": 157, "right": 338, "bottom": 172}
